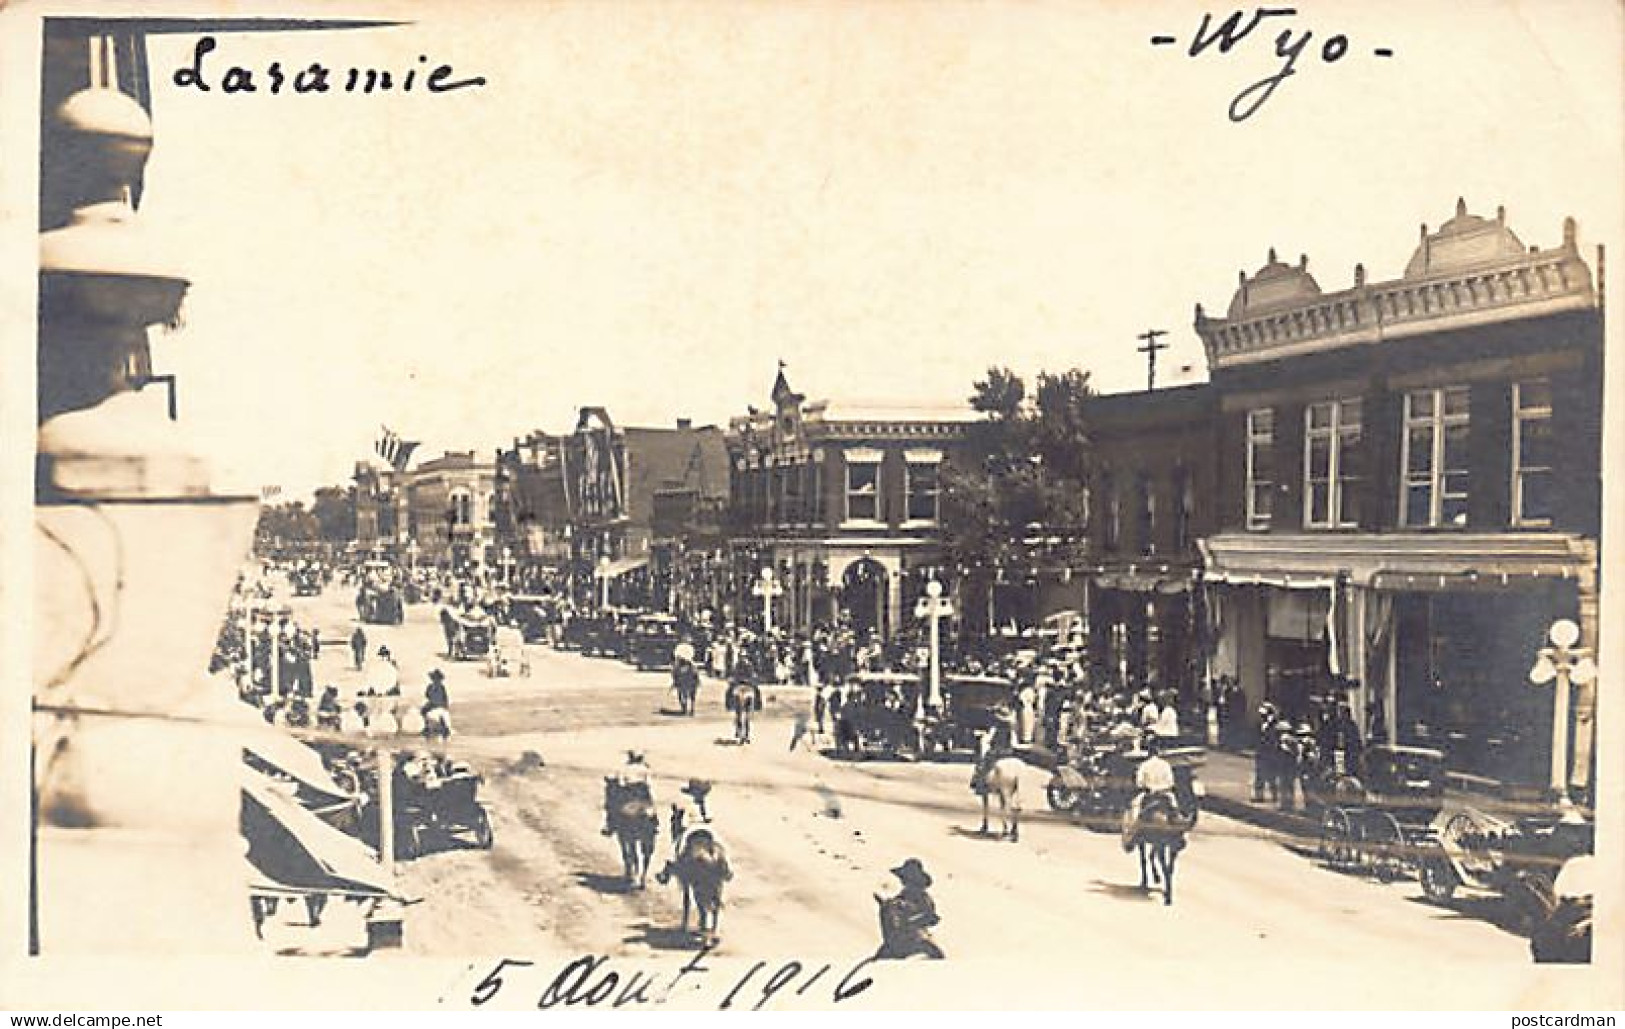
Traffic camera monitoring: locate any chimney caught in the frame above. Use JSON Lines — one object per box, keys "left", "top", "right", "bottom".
{"left": 676, "top": 417, "right": 693, "bottom": 430}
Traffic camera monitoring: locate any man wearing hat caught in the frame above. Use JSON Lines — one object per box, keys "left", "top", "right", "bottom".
{"left": 602, "top": 750, "right": 652, "bottom": 836}
{"left": 422, "top": 669, "right": 452, "bottom": 741}
{"left": 1123, "top": 733, "right": 1178, "bottom": 852}
{"left": 874, "top": 858, "right": 943, "bottom": 960}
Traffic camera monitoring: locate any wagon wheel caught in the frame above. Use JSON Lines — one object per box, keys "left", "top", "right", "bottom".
{"left": 1362, "top": 811, "right": 1406, "bottom": 883}
{"left": 1046, "top": 781, "right": 1079, "bottom": 815}
{"left": 1319, "top": 807, "right": 1356, "bottom": 871}
{"left": 473, "top": 807, "right": 494, "bottom": 850}
{"left": 1419, "top": 853, "right": 1460, "bottom": 903}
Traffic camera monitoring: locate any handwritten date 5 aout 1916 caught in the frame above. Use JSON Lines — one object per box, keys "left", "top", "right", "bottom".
{"left": 468, "top": 946, "right": 879, "bottom": 1012}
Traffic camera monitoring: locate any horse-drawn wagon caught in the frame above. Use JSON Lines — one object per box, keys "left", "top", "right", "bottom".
{"left": 1417, "top": 801, "right": 1593, "bottom": 933}
{"left": 1317, "top": 743, "right": 1443, "bottom": 883}
{"left": 835, "top": 672, "right": 924, "bottom": 760}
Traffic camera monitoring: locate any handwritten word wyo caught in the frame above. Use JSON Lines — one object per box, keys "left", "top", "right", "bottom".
{"left": 467, "top": 946, "right": 880, "bottom": 1012}
{"left": 1151, "top": 7, "right": 1394, "bottom": 122}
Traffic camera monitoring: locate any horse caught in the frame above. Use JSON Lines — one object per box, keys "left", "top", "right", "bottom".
{"left": 1130, "top": 792, "right": 1190, "bottom": 906}
{"left": 972, "top": 732, "right": 1024, "bottom": 842}
{"left": 659, "top": 806, "right": 732, "bottom": 941}
{"left": 673, "top": 662, "right": 700, "bottom": 716}
{"left": 439, "top": 607, "right": 459, "bottom": 658}
{"left": 603, "top": 778, "right": 659, "bottom": 889}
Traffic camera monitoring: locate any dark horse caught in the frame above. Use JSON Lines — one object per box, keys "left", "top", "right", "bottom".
{"left": 1130, "top": 792, "right": 1190, "bottom": 906}
{"left": 603, "top": 778, "right": 659, "bottom": 889}
{"left": 658, "top": 807, "right": 732, "bottom": 942}
{"left": 673, "top": 660, "right": 700, "bottom": 716}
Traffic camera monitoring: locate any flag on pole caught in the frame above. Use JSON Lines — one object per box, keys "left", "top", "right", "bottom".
{"left": 376, "top": 426, "right": 420, "bottom": 472}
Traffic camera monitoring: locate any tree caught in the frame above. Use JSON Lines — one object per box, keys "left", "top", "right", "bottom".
{"left": 311, "top": 485, "right": 357, "bottom": 544}
{"left": 254, "top": 501, "right": 319, "bottom": 549}
{"left": 939, "top": 365, "right": 1096, "bottom": 629}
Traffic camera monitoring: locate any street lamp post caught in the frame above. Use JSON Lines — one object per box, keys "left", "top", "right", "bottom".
{"left": 597, "top": 555, "right": 612, "bottom": 610}
{"left": 1528, "top": 618, "right": 1597, "bottom": 809}
{"left": 914, "top": 577, "right": 953, "bottom": 712}
{"left": 501, "top": 546, "right": 515, "bottom": 586}
{"left": 753, "top": 566, "right": 783, "bottom": 636}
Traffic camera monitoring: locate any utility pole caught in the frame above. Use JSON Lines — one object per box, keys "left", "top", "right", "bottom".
{"left": 1137, "top": 328, "right": 1169, "bottom": 392}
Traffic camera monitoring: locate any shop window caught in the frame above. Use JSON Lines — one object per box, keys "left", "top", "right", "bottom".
{"left": 1400, "top": 386, "right": 1470, "bottom": 528}
{"left": 1512, "top": 380, "right": 1553, "bottom": 526}
{"left": 845, "top": 456, "right": 881, "bottom": 522}
{"left": 905, "top": 461, "right": 940, "bottom": 523}
{"left": 1245, "top": 408, "right": 1274, "bottom": 530}
{"left": 1303, "top": 398, "right": 1362, "bottom": 529}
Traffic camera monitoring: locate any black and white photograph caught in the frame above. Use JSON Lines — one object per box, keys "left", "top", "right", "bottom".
{"left": 2, "top": 0, "right": 1621, "bottom": 1013}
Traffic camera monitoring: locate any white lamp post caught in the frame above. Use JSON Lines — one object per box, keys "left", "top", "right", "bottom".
{"left": 753, "top": 566, "right": 783, "bottom": 636}
{"left": 914, "top": 577, "right": 953, "bottom": 711}
{"left": 597, "top": 555, "right": 612, "bottom": 610}
{"left": 1528, "top": 618, "right": 1597, "bottom": 808}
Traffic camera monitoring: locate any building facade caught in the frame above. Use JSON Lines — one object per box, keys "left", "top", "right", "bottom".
{"left": 1082, "top": 383, "right": 1219, "bottom": 704}
{"left": 725, "top": 370, "right": 979, "bottom": 639}
{"left": 494, "top": 409, "right": 729, "bottom": 607}
{"left": 1193, "top": 201, "right": 1603, "bottom": 796}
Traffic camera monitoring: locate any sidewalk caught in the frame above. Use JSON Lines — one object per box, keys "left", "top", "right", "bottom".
{"left": 1199, "top": 749, "right": 1320, "bottom": 838}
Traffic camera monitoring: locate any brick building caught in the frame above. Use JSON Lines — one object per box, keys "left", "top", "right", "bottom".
{"left": 725, "top": 369, "right": 979, "bottom": 639}
{"left": 1193, "top": 200, "right": 1603, "bottom": 794}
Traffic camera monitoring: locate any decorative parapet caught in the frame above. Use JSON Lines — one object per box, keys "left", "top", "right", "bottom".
{"left": 1196, "top": 207, "right": 1598, "bottom": 370}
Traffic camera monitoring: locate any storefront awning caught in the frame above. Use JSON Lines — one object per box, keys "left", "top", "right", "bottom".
{"left": 1200, "top": 532, "right": 1596, "bottom": 589}
{"left": 598, "top": 554, "right": 650, "bottom": 578}
{"left": 243, "top": 772, "right": 391, "bottom": 897}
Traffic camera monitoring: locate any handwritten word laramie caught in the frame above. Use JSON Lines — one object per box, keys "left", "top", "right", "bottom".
{"left": 172, "top": 36, "right": 486, "bottom": 95}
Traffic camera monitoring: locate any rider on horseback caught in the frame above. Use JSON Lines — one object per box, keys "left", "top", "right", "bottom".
{"left": 969, "top": 704, "right": 1017, "bottom": 796}
{"left": 656, "top": 780, "right": 723, "bottom": 883}
{"left": 602, "top": 750, "right": 652, "bottom": 836}
{"left": 1122, "top": 733, "right": 1179, "bottom": 852}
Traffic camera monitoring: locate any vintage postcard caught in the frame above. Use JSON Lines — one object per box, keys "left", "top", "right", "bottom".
{"left": 1, "top": 0, "right": 1621, "bottom": 1013}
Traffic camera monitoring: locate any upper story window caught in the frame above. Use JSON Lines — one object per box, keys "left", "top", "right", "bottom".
{"left": 1245, "top": 408, "right": 1274, "bottom": 531}
{"left": 1304, "top": 398, "right": 1362, "bottom": 529}
{"left": 1512, "top": 379, "right": 1553, "bottom": 526}
{"left": 1173, "top": 466, "right": 1194, "bottom": 552}
{"left": 809, "top": 450, "right": 825, "bottom": 525}
{"left": 449, "top": 489, "right": 473, "bottom": 526}
{"left": 904, "top": 459, "right": 941, "bottom": 523}
{"left": 1137, "top": 473, "right": 1157, "bottom": 556}
{"left": 844, "top": 450, "right": 882, "bottom": 523}
{"left": 1400, "top": 386, "right": 1470, "bottom": 528}
{"left": 1102, "top": 472, "right": 1120, "bottom": 550}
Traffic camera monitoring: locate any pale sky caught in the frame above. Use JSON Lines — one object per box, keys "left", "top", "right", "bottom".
{"left": 133, "top": 0, "right": 1623, "bottom": 497}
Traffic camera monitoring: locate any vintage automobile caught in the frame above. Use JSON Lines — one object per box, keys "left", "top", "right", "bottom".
{"left": 834, "top": 672, "right": 924, "bottom": 760}
{"left": 628, "top": 613, "right": 681, "bottom": 671}
{"left": 507, "top": 594, "right": 558, "bottom": 644}
{"left": 394, "top": 754, "right": 494, "bottom": 858}
{"left": 563, "top": 608, "right": 631, "bottom": 658}
{"left": 923, "top": 674, "right": 1019, "bottom": 756}
{"left": 290, "top": 565, "right": 324, "bottom": 597}
{"left": 1046, "top": 737, "right": 1205, "bottom": 833}
{"left": 354, "top": 560, "right": 404, "bottom": 625}
{"left": 442, "top": 607, "right": 497, "bottom": 661}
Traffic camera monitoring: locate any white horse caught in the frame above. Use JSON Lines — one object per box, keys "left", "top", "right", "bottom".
{"left": 973, "top": 732, "right": 1025, "bottom": 842}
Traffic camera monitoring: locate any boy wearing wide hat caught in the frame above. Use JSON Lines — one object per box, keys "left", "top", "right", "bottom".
{"left": 874, "top": 858, "right": 943, "bottom": 959}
